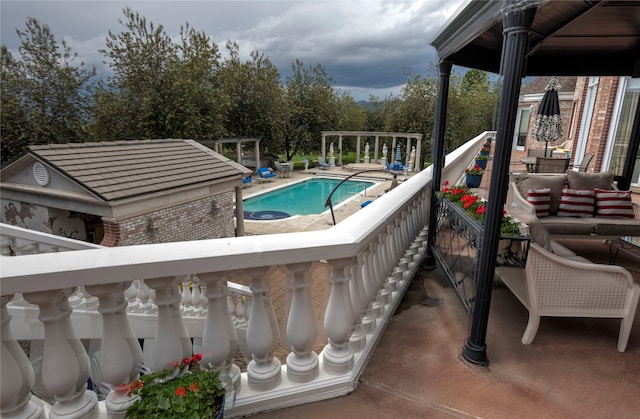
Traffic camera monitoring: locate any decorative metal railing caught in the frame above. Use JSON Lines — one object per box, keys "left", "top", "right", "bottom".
{"left": 0, "top": 132, "right": 495, "bottom": 418}
{"left": 432, "top": 197, "right": 529, "bottom": 313}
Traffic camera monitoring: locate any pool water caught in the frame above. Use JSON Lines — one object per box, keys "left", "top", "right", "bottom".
{"left": 243, "top": 178, "right": 374, "bottom": 220}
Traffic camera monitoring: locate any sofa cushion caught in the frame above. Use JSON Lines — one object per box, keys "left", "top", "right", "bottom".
{"left": 527, "top": 188, "right": 551, "bottom": 217}
{"left": 593, "top": 219, "right": 640, "bottom": 236}
{"left": 594, "top": 188, "right": 635, "bottom": 218}
{"left": 538, "top": 216, "right": 596, "bottom": 235}
{"left": 517, "top": 175, "right": 566, "bottom": 214}
{"left": 566, "top": 171, "right": 614, "bottom": 190}
{"left": 557, "top": 188, "right": 595, "bottom": 217}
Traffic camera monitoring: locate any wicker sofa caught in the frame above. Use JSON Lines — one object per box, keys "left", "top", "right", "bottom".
{"left": 507, "top": 171, "right": 640, "bottom": 239}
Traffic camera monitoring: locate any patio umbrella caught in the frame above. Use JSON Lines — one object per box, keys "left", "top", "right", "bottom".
{"left": 532, "top": 77, "right": 563, "bottom": 156}
{"left": 395, "top": 144, "right": 402, "bottom": 163}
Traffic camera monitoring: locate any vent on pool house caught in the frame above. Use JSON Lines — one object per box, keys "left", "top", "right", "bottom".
{"left": 33, "top": 162, "right": 49, "bottom": 186}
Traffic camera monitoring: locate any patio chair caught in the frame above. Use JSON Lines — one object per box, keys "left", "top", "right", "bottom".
{"left": 527, "top": 148, "right": 551, "bottom": 158}
{"left": 242, "top": 175, "right": 252, "bottom": 187}
{"left": 577, "top": 153, "right": 594, "bottom": 172}
{"left": 256, "top": 167, "right": 277, "bottom": 182}
{"left": 317, "top": 157, "right": 331, "bottom": 169}
{"left": 496, "top": 242, "right": 640, "bottom": 352}
{"left": 534, "top": 157, "right": 569, "bottom": 173}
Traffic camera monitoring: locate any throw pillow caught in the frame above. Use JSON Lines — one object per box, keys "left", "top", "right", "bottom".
{"left": 594, "top": 188, "right": 635, "bottom": 218}
{"left": 557, "top": 188, "right": 595, "bottom": 217}
{"left": 527, "top": 188, "right": 551, "bottom": 217}
{"left": 567, "top": 171, "right": 614, "bottom": 190}
{"left": 517, "top": 175, "right": 566, "bottom": 214}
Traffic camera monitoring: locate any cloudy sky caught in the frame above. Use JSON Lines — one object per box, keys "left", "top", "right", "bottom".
{"left": 1, "top": 0, "right": 467, "bottom": 101}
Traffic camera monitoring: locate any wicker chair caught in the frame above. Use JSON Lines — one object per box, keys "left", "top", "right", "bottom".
{"left": 534, "top": 157, "right": 569, "bottom": 173}
{"left": 497, "top": 242, "right": 640, "bottom": 352}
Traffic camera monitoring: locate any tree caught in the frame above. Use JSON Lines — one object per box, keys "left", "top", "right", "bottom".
{"left": 1, "top": 18, "right": 95, "bottom": 163}
{"left": 281, "top": 60, "right": 338, "bottom": 160}
{"left": 94, "top": 8, "right": 225, "bottom": 140}
{"left": 220, "top": 41, "right": 287, "bottom": 146}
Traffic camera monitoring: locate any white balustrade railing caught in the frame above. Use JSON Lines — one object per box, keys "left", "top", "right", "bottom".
{"left": 0, "top": 133, "right": 490, "bottom": 418}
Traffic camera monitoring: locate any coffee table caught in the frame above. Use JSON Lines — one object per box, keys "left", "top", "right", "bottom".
{"left": 609, "top": 236, "right": 640, "bottom": 268}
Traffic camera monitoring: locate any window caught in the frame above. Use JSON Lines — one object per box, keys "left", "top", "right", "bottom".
{"left": 606, "top": 77, "right": 640, "bottom": 185}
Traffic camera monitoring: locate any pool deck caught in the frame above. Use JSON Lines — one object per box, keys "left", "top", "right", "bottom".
{"left": 241, "top": 165, "right": 417, "bottom": 235}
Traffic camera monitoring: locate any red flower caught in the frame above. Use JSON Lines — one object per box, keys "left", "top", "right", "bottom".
{"left": 477, "top": 205, "right": 487, "bottom": 215}
{"left": 175, "top": 386, "right": 187, "bottom": 397}
{"left": 189, "top": 382, "right": 200, "bottom": 393}
{"left": 191, "top": 354, "right": 203, "bottom": 363}
{"left": 115, "top": 383, "right": 131, "bottom": 396}
{"left": 443, "top": 181, "right": 450, "bottom": 187}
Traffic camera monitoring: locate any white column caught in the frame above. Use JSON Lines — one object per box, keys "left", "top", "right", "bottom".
{"left": 236, "top": 140, "right": 242, "bottom": 164}
{"left": 85, "top": 282, "right": 143, "bottom": 415}
{"left": 235, "top": 186, "right": 245, "bottom": 236}
{"left": 356, "top": 136, "right": 361, "bottom": 163}
{"left": 145, "top": 277, "right": 192, "bottom": 370}
{"left": 285, "top": 262, "right": 319, "bottom": 382}
{"left": 374, "top": 136, "right": 380, "bottom": 163}
{"left": 321, "top": 134, "right": 326, "bottom": 160}
{"left": 255, "top": 139, "right": 261, "bottom": 170}
{"left": 23, "top": 289, "right": 97, "bottom": 419}
{"left": 246, "top": 266, "right": 281, "bottom": 390}
{"left": 322, "top": 257, "right": 355, "bottom": 375}
{"left": 1, "top": 295, "right": 46, "bottom": 419}
{"left": 338, "top": 135, "right": 343, "bottom": 166}
{"left": 405, "top": 138, "right": 412, "bottom": 167}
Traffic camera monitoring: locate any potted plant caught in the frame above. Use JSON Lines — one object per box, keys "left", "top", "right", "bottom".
{"left": 475, "top": 153, "right": 489, "bottom": 169}
{"left": 465, "top": 164, "right": 485, "bottom": 188}
{"left": 479, "top": 145, "right": 490, "bottom": 156}
{"left": 121, "top": 354, "right": 225, "bottom": 419}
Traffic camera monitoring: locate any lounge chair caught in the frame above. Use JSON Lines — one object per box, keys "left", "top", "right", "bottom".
{"left": 242, "top": 175, "right": 252, "bottom": 187}
{"left": 317, "top": 157, "right": 330, "bottom": 169}
{"left": 257, "top": 167, "right": 277, "bottom": 182}
{"left": 387, "top": 161, "right": 406, "bottom": 172}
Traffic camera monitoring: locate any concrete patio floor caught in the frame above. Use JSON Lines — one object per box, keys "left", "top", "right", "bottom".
{"left": 250, "top": 238, "right": 640, "bottom": 418}
{"left": 240, "top": 159, "right": 640, "bottom": 419}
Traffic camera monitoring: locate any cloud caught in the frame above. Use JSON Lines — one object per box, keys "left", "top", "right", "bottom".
{"left": 1, "top": 0, "right": 466, "bottom": 101}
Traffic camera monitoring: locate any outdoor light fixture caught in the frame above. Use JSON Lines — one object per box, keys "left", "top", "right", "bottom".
{"left": 146, "top": 217, "right": 158, "bottom": 234}
{"left": 211, "top": 201, "right": 219, "bottom": 216}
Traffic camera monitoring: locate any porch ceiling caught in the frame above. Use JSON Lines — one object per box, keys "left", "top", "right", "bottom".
{"left": 431, "top": 0, "right": 640, "bottom": 77}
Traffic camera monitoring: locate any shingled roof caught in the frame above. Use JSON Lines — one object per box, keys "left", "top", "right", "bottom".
{"left": 27, "top": 139, "right": 250, "bottom": 202}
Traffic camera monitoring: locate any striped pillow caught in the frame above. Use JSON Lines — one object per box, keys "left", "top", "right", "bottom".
{"left": 594, "top": 188, "right": 634, "bottom": 218}
{"left": 527, "top": 188, "right": 551, "bottom": 217}
{"left": 557, "top": 188, "right": 595, "bottom": 217}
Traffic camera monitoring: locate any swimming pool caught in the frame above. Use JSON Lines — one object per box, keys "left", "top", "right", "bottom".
{"left": 243, "top": 177, "right": 374, "bottom": 220}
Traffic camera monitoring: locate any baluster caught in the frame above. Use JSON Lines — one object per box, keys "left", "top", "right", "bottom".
{"left": 285, "top": 262, "right": 319, "bottom": 382}
{"left": 322, "top": 257, "right": 355, "bottom": 374}
{"left": 235, "top": 293, "right": 251, "bottom": 364}
{"left": 1, "top": 295, "right": 46, "bottom": 419}
{"left": 347, "top": 258, "right": 366, "bottom": 352}
{"left": 198, "top": 273, "right": 230, "bottom": 370}
{"left": 223, "top": 281, "right": 242, "bottom": 395}
{"left": 376, "top": 235, "right": 390, "bottom": 307}
{"left": 192, "top": 277, "right": 203, "bottom": 314}
{"left": 22, "top": 289, "right": 97, "bottom": 418}
{"left": 145, "top": 277, "right": 192, "bottom": 370}
{"left": 85, "top": 282, "right": 143, "bottom": 414}
{"left": 363, "top": 244, "right": 382, "bottom": 319}
{"left": 181, "top": 275, "right": 193, "bottom": 313}
{"left": 137, "top": 280, "right": 153, "bottom": 312}
{"left": 245, "top": 267, "right": 281, "bottom": 390}
{"left": 359, "top": 249, "right": 377, "bottom": 333}
{"left": 124, "top": 280, "right": 140, "bottom": 311}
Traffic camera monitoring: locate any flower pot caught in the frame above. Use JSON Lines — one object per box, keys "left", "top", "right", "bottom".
{"left": 475, "top": 159, "right": 488, "bottom": 169}
{"left": 466, "top": 173, "right": 482, "bottom": 188}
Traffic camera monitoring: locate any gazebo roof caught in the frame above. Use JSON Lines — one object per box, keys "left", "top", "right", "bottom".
{"left": 431, "top": 0, "right": 640, "bottom": 77}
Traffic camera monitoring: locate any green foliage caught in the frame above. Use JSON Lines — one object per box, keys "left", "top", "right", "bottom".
{"left": 220, "top": 41, "right": 287, "bottom": 145}
{"left": 1, "top": 18, "right": 95, "bottom": 163}
{"left": 125, "top": 354, "right": 225, "bottom": 419}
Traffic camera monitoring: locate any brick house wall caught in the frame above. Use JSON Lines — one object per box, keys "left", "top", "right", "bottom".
{"left": 101, "top": 191, "right": 235, "bottom": 246}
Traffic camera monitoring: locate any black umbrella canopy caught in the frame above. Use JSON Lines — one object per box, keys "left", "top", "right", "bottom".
{"left": 532, "top": 77, "right": 563, "bottom": 155}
